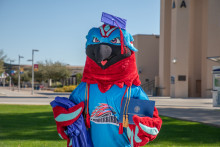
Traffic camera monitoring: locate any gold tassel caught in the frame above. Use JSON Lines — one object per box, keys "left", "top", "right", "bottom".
{"left": 123, "top": 114, "right": 126, "bottom": 126}
{"left": 124, "top": 114, "right": 129, "bottom": 127}
{"left": 124, "top": 87, "right": 131, "bottom": 128}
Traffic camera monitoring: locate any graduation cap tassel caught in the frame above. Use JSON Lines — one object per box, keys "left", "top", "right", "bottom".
{"left": 86, "top": 113, "right": 91, "bottom": 128}
{"left": 119, "top": 87, "right": 129, "bottom": 134}
{"left": 119, "top": 123, "right": 123, "bottom": 134}
{"left": 124, "top": 87, "right": 131, "bottom": 128}
{"left": 110, "top": 18, "right": 126, "bottom": 55}
{"left": 120, "top": 29, "right": 125, "bottom": 54}
{"left": 84, "top": 84, "right": 88, "bottom": 126}
{"left": 85, "top": 84, "right": 91, "bottom": 129}
{"left": 119, "top": 27, "right": 128, "bottom": 55}
{"left": 124, "top": 114, "right": 129, "bottom": 127}
{"left": 122, "top": 88, "right": 129, "bottom": 128}
{"left": 123, "top": 114, "right": 126, "bottom": 127}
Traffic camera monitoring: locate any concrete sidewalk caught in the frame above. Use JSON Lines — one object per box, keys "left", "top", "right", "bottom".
{"left": 0, "top": 87, "right": 70, "bottom": 105}
{"left": 150, "top": 97, "right": 220, "bottom": 127}
{"left": 0, "top": 87, "right": 220, "bottom": 127}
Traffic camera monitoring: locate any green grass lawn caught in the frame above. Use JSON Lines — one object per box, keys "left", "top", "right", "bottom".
{"left": 0, "top": 105, "right": 220, "bottom": 147}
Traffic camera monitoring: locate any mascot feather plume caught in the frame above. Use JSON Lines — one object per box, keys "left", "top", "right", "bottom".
{"left": 51, "top": 12, "right": 162, "bottom": 147}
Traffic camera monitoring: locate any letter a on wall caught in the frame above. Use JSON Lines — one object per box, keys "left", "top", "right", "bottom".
{"left": 180, "top": 0, "right": 187, "bottom": 8}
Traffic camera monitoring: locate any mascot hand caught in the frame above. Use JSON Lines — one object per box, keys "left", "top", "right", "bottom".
{"left": 51, "top": 101, "right": 84, "bottom": 141}
{"left": 127, "top": 107, "right": 162, "bottom": 147}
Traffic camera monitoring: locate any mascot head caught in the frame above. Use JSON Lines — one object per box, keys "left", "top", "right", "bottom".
{"left": 82, "top": 12, "right": 141, "bottom": 92}
{"left": 86, "top": 23, "right": 138, "bottom": 69}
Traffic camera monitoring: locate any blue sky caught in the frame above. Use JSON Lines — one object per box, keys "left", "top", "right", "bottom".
{"left": 0, "top": 0, "right": 160, "bottom": 66}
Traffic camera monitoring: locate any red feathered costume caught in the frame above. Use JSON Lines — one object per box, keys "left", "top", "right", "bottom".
{"left": 82, "top": 52, "right": 141, "bottom": 93}
{"left": 81, "top": 50, "right": 162, "bottom": 147}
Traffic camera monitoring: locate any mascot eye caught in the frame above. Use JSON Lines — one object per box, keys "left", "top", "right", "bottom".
{"left": 111, "top": 38, "right": 120, "bottom": 44}
{"left": 93, "top": 37, "right": 100, "bottom": 43}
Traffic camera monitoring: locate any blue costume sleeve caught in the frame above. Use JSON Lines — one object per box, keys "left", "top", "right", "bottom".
{"left": 125, "top": 85, "right": 149, "bottom": 100}
{"left": 69, "top": 82, "right": 87, "bottom": 104}
{"left": 134, "top": 86, "right": 149, "bottom": 100}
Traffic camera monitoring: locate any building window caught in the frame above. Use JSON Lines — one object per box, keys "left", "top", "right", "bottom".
{"left": 172, "top": 0, "right": 176, "bottom": 9}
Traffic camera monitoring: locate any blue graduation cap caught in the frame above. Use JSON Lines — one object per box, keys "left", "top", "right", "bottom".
{"left": 101, "top": 12, "right": 127, "bottom": 30}
{"left": 90, "top": 12, "right": 138, "bottom": 53}
{"left": 101, "top": 12, "right": 128, "bottom": 54}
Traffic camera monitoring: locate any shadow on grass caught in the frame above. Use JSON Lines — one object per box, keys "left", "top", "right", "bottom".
{"left": 149, "top": 116, "right": 220, "bottom": 145}
{"left": 0, "top": 111, "right": 59, "bottom": 141}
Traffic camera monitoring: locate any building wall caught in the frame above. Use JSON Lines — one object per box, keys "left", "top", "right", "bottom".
{"left": 159, "top": 0, "right": 220, "bottom": 98}
{"left": 159, "top": 0, "right": 172, "bottom": 96}
{"left": 188, "top": 0, "right": 203, "bottom": 97}
{"left": 201, "top": 0, "right": 208, "bottom": 98}
{"left": 205, "top": 0, "right": 220, "bottom": 97}
{"left": 133, "top": 35, "right": 159, "bottom": 85}
{"left": 170, "top": 0, "right": 191, "bottom": 98}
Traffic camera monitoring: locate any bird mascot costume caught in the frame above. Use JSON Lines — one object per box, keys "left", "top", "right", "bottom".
{"left": 51, "top": 12, "right": 162, "bottom": 147}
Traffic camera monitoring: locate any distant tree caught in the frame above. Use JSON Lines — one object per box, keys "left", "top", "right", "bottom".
{"left": 34, "top": 60, "right": 71, "bottom": 85}
{"left": 76, "top": 73, "right": 83, "bottom": 85}
{"left": 11, "top": 72, "right": 18, "bottom": 85}
{"left": 21, "top": 71, "right": 31, "bottom": 82}
{"left": 11, "top": 70, "right": 31, "bottom": 85}
{"left": 0, "top": 50, "right": 7, "bottom": 74}
{"left": 34, "top": 62, "right": 48, "bottom": 82}
{"left": 53, "top": 61, "right": 71, "bottom": 84}
{"left": 44, "top": 60, "right": 54, "bottom": 80}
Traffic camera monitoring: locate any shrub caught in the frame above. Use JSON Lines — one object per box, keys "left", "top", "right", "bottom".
{"left": 76, "top": 73, "right": 83, "bottom": 84}
{"left": 54, "top": 88, "right": 65, "bottom": 92}
{"left": 54, "top": 85, "right": 77, "bottom": 92}
{"left": 63, "top": 85, "right": 77, "bottom": 92}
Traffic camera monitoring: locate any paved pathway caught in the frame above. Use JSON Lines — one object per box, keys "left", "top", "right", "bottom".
{"left": 0, "top": 87, "right": 70, "bottom": 105}
{"left": 0, "top": 87, "right": 220, "bottom": 127}
{"left": 150, "top": 97, "right": 220, "bottom": 127}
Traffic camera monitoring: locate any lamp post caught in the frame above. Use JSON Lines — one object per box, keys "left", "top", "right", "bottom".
{"left": 29, "top": 49, "right": 39, "bottom": 95}
{"left": 18, "top": 55, "right": 24, "bottom": 92}
{"left": 9, "top": 60, "right": 15, "bottom": 90}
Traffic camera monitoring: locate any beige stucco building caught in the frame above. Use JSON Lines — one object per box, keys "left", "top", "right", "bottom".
{"left": 134, "top": 0, "right": 220, "bottom": 98}
{"left": 133, "top": 35, "right": 159, "bottom": 85}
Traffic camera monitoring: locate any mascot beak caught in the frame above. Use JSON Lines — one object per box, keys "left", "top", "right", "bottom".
{"left": 86, "top": 43, "right": 131, "bottom": 70}
{"left": 95, "top": 44, "right": 112, "bottom": 66}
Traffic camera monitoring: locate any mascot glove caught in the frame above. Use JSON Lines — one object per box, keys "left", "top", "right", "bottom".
{"left": 52, "top": 101, "right": 84, "bottom": 140}
{"left": 127, "top": 107, "right": 162, "bottom": 147}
